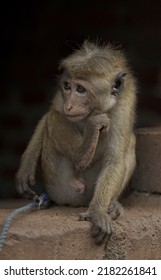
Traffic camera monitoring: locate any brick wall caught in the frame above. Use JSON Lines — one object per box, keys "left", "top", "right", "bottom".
{"left": 0, "top": 0, "right": 161, "bottom": 198}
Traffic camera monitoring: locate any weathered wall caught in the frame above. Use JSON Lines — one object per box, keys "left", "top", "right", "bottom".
{"left": 131, "top": 128, "right": 161, "bottom": 193}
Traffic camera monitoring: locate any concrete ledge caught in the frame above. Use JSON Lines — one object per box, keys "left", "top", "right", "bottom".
{"left": 1, "top": 192, "right": 161, "bottom": 260}
{"left": 131, "top": 127, "right": 161, "bottom": 193}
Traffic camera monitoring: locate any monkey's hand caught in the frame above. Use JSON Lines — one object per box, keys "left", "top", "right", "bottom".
{"left": 80, "top": 206, "right": 112, "bottom": 244}
{"left": 88, "top": 113, "right": 110, "bottom": 134}
{"left": 16, "top": 164, "right": 36, "bottom": 199}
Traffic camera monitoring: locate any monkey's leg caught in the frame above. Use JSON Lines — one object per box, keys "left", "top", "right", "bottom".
{"left": 16, "top": 115, "right": 47, "bottom": 198}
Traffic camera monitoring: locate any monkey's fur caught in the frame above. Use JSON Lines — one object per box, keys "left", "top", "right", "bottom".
{"left": 16, "top": 41, "right": 136, "bottom": 243}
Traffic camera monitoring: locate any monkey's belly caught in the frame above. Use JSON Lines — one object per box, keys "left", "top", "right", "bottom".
{"left": 42, "top": 156, "right": 101, "bottom": 207}
{"left": 45, "top": 183, "right": 94, "bottom": 207}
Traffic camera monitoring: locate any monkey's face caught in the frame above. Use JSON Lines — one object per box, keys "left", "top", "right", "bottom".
{"left": 60, "top": 78, "right": 94, "bottom": 122}
{"left": 60, "top": 71, "right": 127, "bottom": 122}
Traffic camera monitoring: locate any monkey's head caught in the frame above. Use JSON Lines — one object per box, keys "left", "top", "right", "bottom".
{"left": 59, "top": 41, "right": 129, "bottom": 123}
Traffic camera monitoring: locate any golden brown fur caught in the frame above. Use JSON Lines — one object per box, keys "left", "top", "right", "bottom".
{"left": 16, "top": 40, "right": 136, "bottom": 243}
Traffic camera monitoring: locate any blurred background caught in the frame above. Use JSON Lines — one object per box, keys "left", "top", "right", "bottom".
{"left": 0, "top": 0, "right": 161, "bottom": 199}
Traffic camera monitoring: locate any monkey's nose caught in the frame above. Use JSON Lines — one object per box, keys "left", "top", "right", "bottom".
{"left": 66, "top": 104, "right": 73, "bottom": 112}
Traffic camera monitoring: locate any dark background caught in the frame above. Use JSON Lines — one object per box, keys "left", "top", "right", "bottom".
{"left": 0, "top": 0, "right": 161, "bottom": 198}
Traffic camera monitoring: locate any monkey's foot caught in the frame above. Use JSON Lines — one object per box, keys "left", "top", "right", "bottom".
{"left": 79, "top": 210, "right": 92, "bottom": 221}
{"left": 108, "top": 200, "right": 122, "bottom": 220}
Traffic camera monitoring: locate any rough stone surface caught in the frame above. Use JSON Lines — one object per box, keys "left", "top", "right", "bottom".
{"left": 0, "top": 192, "right": 161, "bottom": 260}
{"left": 130, "top": 127, "right": 161, "bottom": 193}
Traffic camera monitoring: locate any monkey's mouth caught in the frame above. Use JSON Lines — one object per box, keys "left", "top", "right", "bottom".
{"left": 66, "top": 114, "right": 87, "bottom": 122}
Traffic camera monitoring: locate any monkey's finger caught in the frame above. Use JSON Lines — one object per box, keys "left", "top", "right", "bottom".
{"left": 16, "top": 178, "right": 25, "bottom": 194}
{"left": 91, "top": 225, "right": 100, "bottom": 237}
{"left": 20, "top": 178, "right": 30, "bottom": 193}
{"left": 17, "top": 180, "right": 36, "bottom": 200}
{"left": 24, "top": 189, "right": 36, "bottom": 200}
{"left": 95, "top": 230, "right": 107, "bottom": 244}
{"left": 110, "top": 206, "right": 121, "bottom": 220}
{"left": 91, "top": 225, "right": 108, "bottom": 243}
{"left": 91, "top": 215, "right": 112, "bottom": 243}
{"left": 108, "top": 200, "right": 122, "bottom": 220}
{"left": 93, "top": 225, "right": 112, "bottom": 244}
{"left": 16, "top": 176, "right": 30, "bottom": 194}
{"left": 79, "top": 211, "right": 91, "bottom": 221}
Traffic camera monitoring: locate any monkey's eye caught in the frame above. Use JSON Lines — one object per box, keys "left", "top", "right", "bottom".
{"left": 64, "top": 81, "right": 70, "bottom": 90}
{"left": 76, "top": 85, "right": 86, "bottom": 93}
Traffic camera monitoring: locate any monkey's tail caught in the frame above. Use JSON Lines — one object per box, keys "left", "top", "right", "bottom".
{"left": 0, "top": 193, "right": 49, "bottom": 253}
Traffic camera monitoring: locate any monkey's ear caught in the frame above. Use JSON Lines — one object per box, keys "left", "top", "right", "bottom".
{"left": 111, "top": 72, "right": 127, "bottom": 96}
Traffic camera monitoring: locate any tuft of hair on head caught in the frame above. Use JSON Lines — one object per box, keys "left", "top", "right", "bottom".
{"left": 59, "top": 40, "right": 128, "bottom": 80}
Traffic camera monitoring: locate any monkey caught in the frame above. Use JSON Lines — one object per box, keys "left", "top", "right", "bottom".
{"left": 16, "top": 40, "right": 136, "bottom": 243}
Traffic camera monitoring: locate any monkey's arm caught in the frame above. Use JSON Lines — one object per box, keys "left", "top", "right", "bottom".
{"left": 87, "top": 160, "right": 125, "bottom": 243}
{"left": 81, "top": 130, "right": 135, "bottom": 243}
{"left": 74, "top": 114, "right": 110, "bottom": 169}
{"left": 16, "top": 115, "right": 47, "bottom": 198}
{"left": 52, "top": 111, "right": 110, "bottom": 170}
{"left": 71, "top": 125, "right": 101, "bottom": 170}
